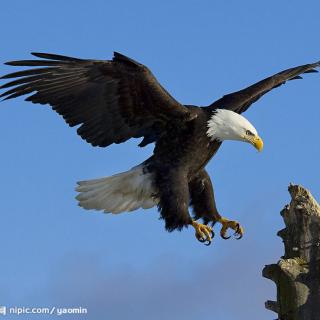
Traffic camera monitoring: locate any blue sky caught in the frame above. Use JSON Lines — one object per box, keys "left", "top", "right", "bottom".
{"left": 0, "top": 0, "right": 319, "bottom": 319}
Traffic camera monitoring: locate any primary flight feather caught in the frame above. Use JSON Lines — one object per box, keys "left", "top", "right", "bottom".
{"left": 1, "top": 52, "right": 319, "bottom": 245}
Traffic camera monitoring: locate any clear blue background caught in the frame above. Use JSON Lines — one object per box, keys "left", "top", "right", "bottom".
{"left": 0, "top": 1, "right": 319, "bottom": 319}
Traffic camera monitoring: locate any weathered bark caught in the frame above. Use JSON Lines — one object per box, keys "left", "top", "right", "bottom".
{"left": 263, "top": 184, "right": 320, "bottom": 320}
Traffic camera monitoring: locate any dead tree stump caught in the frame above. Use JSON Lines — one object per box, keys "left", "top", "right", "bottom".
{"left": 263, "top": 184, "right": 320, "bottom": 320}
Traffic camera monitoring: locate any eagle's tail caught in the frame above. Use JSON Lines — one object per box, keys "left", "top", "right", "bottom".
{"left": 75, "top": 165, "right": 157, "bottom": 214}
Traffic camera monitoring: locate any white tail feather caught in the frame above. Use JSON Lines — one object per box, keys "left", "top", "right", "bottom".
{"left": 75, "top": 165, "right": 158, "bottom": 214}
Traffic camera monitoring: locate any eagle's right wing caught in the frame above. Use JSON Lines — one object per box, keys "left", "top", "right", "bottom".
{"left": 0, "top": 52, "right": 193, "bottom": 147}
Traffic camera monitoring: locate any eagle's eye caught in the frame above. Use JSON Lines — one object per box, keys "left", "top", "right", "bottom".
{"left": 246, "top": 130, "right": 254, "bottom": 136}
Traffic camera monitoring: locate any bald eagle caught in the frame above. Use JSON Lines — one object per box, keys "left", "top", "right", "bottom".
{"left": 1, "top": 52, "right": 319, "bottom": 245}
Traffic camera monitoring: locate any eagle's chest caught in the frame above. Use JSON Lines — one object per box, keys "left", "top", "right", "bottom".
{"left": 153, "top": 118, "right": 221, "bottom": 173}
{"left": 184, "top": 134, "right": 221, "bottom": 174}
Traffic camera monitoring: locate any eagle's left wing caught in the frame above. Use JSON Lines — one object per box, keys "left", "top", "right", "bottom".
{"left": 207, "top": 61, "right": 320, "bottom": 114}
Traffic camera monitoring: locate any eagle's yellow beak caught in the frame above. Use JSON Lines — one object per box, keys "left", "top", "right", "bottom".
{"left": 244, "top": 134, "right": 264, "bottom": 152}
{"left": 250, "top": 135, "right": 264, "bottom": 152}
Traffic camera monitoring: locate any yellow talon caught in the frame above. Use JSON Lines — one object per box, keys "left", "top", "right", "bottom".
{"left": 217, "top": 217, "right": 244, "bottom": 240}
{"left": 191, "top": 220, "right": 214, "bottom": 245}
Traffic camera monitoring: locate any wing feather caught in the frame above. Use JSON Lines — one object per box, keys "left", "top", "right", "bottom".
{"left": 207, "top": 61, "right": 320, "bottom": 114}
{"left": 1, "top": 52, "right": 192, "bottom": 147}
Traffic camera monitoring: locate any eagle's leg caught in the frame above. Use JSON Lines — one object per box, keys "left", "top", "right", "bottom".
{"left": 189, "top": 169, "right": 244, "bottom": 241}
{"left": 190, "top": 220, "right": 214, "bottom": 246}
{"left": 216, "top": 217, "right": 244, "bottom": 240}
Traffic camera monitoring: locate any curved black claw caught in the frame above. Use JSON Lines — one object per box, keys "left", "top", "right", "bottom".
{"left": 197, "top": 235, "right": 212, "bottom": 245}
{"left": 210, "top": 229, "right": 215, "bottom": 239}
{"left": 235, "top": 233, "right": 243, "bottom": 240}
{"left": 221, "top": 233, "right": 231, "bottom": 240}
{"left": 234, "top": 224, "right": 244, "bottom": 240}
{"left": 234, "top": 224, "right": 243, "bottom": 239}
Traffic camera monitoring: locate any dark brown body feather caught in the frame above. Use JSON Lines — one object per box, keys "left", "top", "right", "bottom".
{"left": 145, "top": 107, "right": 221, "bottom": 230}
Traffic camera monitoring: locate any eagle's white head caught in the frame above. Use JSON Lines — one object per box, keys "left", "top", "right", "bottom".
{"left": 207, "top": 109, "right": 264, "bottom": 151}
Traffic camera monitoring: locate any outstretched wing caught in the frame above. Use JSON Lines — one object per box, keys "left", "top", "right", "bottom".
{"left": 0, "top": 52, "right": 193, "bottom": 147}
{"left": 207, "top": 61, "right": 320, "bottom": 114}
